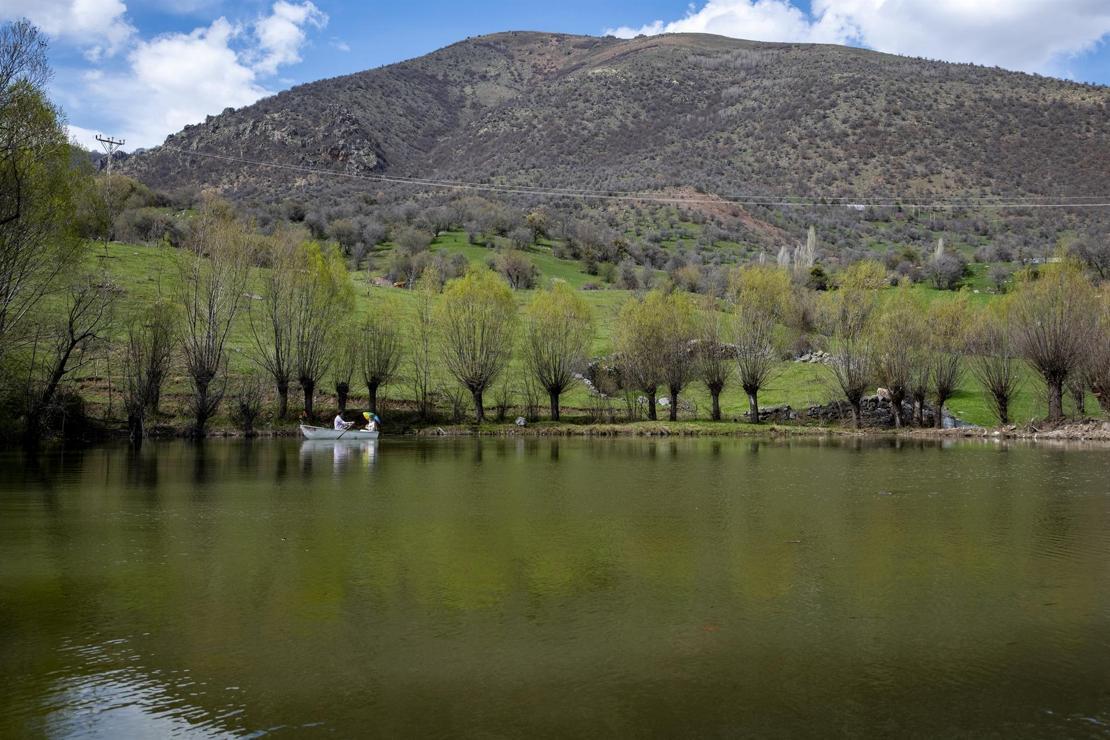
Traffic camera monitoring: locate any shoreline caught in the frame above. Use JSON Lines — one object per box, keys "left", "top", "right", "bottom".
{"left": 59, "top": 418, "right": 1110, "bottom": 444}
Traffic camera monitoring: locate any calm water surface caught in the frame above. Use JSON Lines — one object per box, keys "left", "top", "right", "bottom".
{"left": 1, "top": 437, "right": 1109, "bottom": 737}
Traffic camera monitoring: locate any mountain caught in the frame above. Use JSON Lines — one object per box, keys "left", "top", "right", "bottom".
{"left": 121, "top": 31, "right": 1110, "bottom": 252}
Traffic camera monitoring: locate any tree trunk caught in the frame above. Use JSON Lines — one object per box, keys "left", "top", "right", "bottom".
{"left": 148, "top": 384, "right": 162, "bottom": 416}
{"left": 668, "top": 388, "right": 679, "bottom": 422}
{"left": 193, "top": 377, "right": 211, "bottom": 437}
{"left": 368, "top": 382, "right": 379, "bottom": 415}
{"left": 934, "top": 394, "right": 948, "bottom": 429}
{"left": 1047, "top": 381, "right": 1064, "bottom": 423}
{"left": 646, "top": 390, "right": 657, "bottom": 421}
{"left": 710, "top": 390, "right": 721, "bottom": 421}
{"left": 890, "top": 390, "right": 905, "bottom": 428}
{"left": 276, "top": 380, "right": 289, "bottom": 419}
{"left": 337, "top": 382, "right": 349, "bottom": 413}
{"left": 472, "top": 389, "right": 484, "bottom": 423}
{"left": 913, "top": 396, "right": 924, "bottom": 426}
{"left": 128, "top": 413, "right": 144, "bottom": 444}
{"left": 997, "top": 396, "right": 1009, "bottom": 425}
{"left": 747, "top": 391, "right": 760, "bottom": 424}
{"left": 549, "top": 389, "right": 560, "bottom": 421}
{"left": 851, "top": 400, "right": 862, "bottom": 429}
{"left": 302, "top": 380, "right": 315, "bottom": 420}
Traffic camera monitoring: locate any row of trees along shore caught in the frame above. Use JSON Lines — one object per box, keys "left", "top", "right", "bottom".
{"left": 126, "top": 234, "right": 1110, "bottom": 436}
{"left": 14, "top": 185, "right": 1110, "bottom": 442}
{"left": 3, "top": 20, "right": 1110, "bottom": 443}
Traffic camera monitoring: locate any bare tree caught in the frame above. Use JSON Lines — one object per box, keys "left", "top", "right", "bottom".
{"left": 869, "top": 286, "right": 923, "bottom": 427}
{"left": 522, "top": 281, "right": 594, "bottom": 421}
{"left": 177, "top": 199, "right": 251, "bottom": 436}
{"left": 332, "top": 322, "right": 358, "bottom": 413}
{"left": 969, "top": 309, "right": 1022, "bottom": 425}
{"left": 122, "top": 306, "right": 176, "bottom": 441}
{"left": 1089, "top": 289, "right": 1110, "bottom": 414}
{"left": 291, "top": 242, "right": 352, "bottom": 419}
{"left": 25, "top": 275, "right": 117, "bottom": 442}
{"left": 660, "top": 292, "right": 698, "bottom": 421}
{"left": 821, "top": 262, "right": 882, "bottom": 428}
{"left": 735, "top": 307, "right": 778, "bottom": 424}
{"left": 407, "top": 285, "right": 435, "bottom": 420}
{"left": 1007, "top": 260, "right": 1099, "bottom": 423}
{"left": 358, "top": 307, "right": 403, "bottom": 415}
{"left": 248, "top": 226, "right": 304, "bottom": 418}
{"left": 696, "top": 302, "right": 733, "bottom": 421}
{"left": 436, "top": 268, "right": 517, "bottom": 422}
{"left": 927, "top": 295, "right": 971, "bottom": 428}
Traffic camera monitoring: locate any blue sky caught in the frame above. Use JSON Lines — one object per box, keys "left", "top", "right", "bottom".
{"left": 5, "top": 0, "right": 1109, "bottom": 150}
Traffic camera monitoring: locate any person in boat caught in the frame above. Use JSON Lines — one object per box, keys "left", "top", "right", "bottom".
{"left": 333, "top": 413, "right": 354, "bottom": 432}
{"left": 363, "top": 411, "right": 380, "bottom": 432}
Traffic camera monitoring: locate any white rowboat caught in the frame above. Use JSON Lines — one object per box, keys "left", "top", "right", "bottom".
{"left": 299, "top": 425, "right": 380, "bottom": 441}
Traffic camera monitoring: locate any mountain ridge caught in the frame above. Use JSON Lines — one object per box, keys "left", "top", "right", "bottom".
{"left": 120, "top": 30, "right": 1110, "bottom": 251}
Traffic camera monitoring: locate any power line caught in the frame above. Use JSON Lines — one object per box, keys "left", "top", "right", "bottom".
{"left": 159, "top": 145, "right": 1110, "bottom": 210}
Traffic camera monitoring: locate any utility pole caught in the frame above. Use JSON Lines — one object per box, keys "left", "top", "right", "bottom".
{"left": 95, "top": 135, "right": 125, "bottom": 258}
{"left": 95, "top": 134, "right": 125, "bottom": 184}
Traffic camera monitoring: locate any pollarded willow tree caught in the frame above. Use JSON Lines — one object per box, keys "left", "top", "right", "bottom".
{"left": 522, "top": 280, "right": 594, "bottom": 421}
{"left": 870, "top": 284, "right": 925, "bottom": 427}
{"left": 822, "top": 261, "right": 884, "bottom": 428}
{"left": 358, "top": 299, "right": 403, "bottom": 415}
{"left": 1088, "top": 287, "right": 1110, "bottom": 414}
{"left": 969, "top": 303, "right": 1023, "bottom": 425}
{"left": 731, "top": 264, "right": 793, "bottom": 424}
{"left": 660, "top": 290, "right": 699, "bottom": 422}
{"left": 436, "top": 267, "right": 517, "bottom": 422}
{"left": 248, "top": 226, "right": 305, "bottom": 418}
{"left": 291, "top": 241, "right": 353, "bottom": 419}
{"left": 177, "top": 198, "right": 252, "bottom": 436}
{"left": 613, "top": 290, "right": 670, "bottom": 421}
{"left": 696, "top": 299, "right": 733, "bottom": 422}
{"left": 1006, "top": 259, "right": 1100, "bottom": 423}
{"left": 927, "top": 293, "right": 971, "bottom": 428}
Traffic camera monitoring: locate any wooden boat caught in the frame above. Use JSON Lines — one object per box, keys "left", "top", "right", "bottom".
{"left": 299, "top": 425, "right": 380, "bottom": 441}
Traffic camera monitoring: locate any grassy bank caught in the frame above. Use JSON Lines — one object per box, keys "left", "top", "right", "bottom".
{"left": 62, "top": 239, "right": 1105, "bottom": 438}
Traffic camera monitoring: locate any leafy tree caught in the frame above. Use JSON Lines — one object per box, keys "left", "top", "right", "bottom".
{"left": 522, "top": 281, "right": 594, "bottom": 421}
{"left": 659, "top": 291, "right": 699, "bottom": 421}
{"left": 436, "top": 268, "right": 517, "bottom": 422}
{"left": 1005, "top": 260, "right": 1099, "bottom": 423}
{"left": 730, "top": 265, "right": 795, "bottom": 423}
{"left": 614, "top": 291, "right": 669, "bottom": 421}
{"left": 0, "top": 20, "right": 84, "bottom": 360}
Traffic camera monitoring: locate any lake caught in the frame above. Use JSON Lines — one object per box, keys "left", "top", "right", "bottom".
{"left": 1, "top": 437, "right": 1109, "bottom": 737}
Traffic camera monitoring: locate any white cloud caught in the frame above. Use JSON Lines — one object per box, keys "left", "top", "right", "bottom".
{"left": 66, "top": 124, "right": 101, "bottom": 150}
{"left": 252, "top": 1, "right": 327, "bottom": 75}
{"left": 53, "top": 1, "right": 328, "bottom": 149}
{"left": 1, "top": 0, "right": 136, "bottom": 60}
{"left": 81, "top": 17, "right": 268, "bottom": 148}
{"left": 605, "top": 0, "right": 1110, "bottom": 74}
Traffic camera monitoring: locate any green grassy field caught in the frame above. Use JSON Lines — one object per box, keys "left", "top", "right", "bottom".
{"left": 74, "top": 239, "right": 1100, "bottom": 431}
